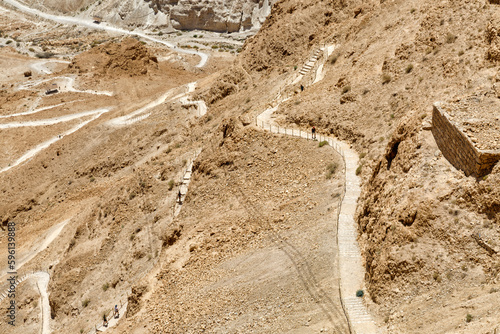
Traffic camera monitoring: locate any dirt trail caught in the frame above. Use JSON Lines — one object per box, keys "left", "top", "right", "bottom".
{"left": 34, "top": 271, "right": 51, "bottom": 334}
{"left": 0, "top": 100, "right": 81, "bottom": 118}
{"left": 0, "top": 107, "right": 111, "bottom": 173}
{"left": 3, "top": 0, "right": 208, "bottom": 67}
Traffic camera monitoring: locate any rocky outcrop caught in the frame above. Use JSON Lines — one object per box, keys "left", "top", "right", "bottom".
{"left": 149, "top": 0, "right": 277, "bottom": 32}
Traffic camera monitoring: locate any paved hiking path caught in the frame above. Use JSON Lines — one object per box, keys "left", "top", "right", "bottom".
{"left": 256, "top": 46, "right": 381, "bottom": 333}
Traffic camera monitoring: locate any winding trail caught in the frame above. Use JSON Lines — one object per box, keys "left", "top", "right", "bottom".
{"left": 18, "top": 76, "right": 113, "bottom": 96}
{"left": 0, "top": 100, "right": 82, "bottom": 118}
{"left": 0, "top": 107, "right": 112, "bottom": 173}
{"left": 31, "top": 59, "right": 70, "bottom": 75}
{"left": 0, "top": 217, "right": 70, "bottom": 333}
{"left": 256, "top": 113, "right": 379, "bottom": 334}
{"left": 3, "top": 0, "right": 208, "bottom": 67}
{"left": 256, "top": 44, "right": 380, "bottom": 332}
{"left": 0, "top": 108, "right": 110, "bottom": 128}
{"left": 107, "top": 81, "right": 206, "bottom": 126}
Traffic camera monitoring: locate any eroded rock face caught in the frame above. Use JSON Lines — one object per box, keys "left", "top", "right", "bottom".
{"left": 149, "top": 0, "right": 277, "bottom": 32}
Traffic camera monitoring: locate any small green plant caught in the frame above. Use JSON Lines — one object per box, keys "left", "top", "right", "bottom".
{"left": 458, "top": 50, "right": 464, "bottom": 56}
{"left": 28, "top": 47, "right": 35, "bottom": 52}
{"left": 466, "top": 314, "right": 473, "bottom": 323}
{"left": 446, "top": 33, "right": 457, "bottom": 44}
{"left": 82, "top": 298, "right": 90, "bottom": 308}
{"left": 212, "top": 45, "right": 219, "bottom": 49}
{"left": 326, "top": 163, "right": 338, "bottom": 179}
{"left": 318, "top": 140, "right": 328, "bottom": 148}
{"left": 405, "top": 63, "right": 414, "bottom": 73}
{"left": 410, "top": 8, "right": 416, "bottom": 13}
{"left": 193, "top": 34, "right": 197, "bottom": 38}
{"left": 330, "top": 54, "right": 339, "bottom": 64}
{"left": 356, "top": 165, "right": 362, "bottom": 175}
{"left": 294, "top": 65, "right": 297, "bottom": 70}
{"left": 356, "top": 290, "right": 364, "bottom": 297}
{"left": 102, "top": 283, "right": 109, "bottom": 291}
{"left": 382, "top": 73, "right": 391, "bottom": 84}
{"left": 89, "top": 176, "right": 95, "bottom": 182}
{"left": 35, "top": 52, "right": 55, "bottom": 59}
{"left": 6, "top": 40, "right": 12, "bottom": 44}
{"left": 390, "top": 113, "right": 395, "bottom": 119}
{"left": 130, "top": 234, "right": 135, "bottom": 241}
{"left": 129, "top": 192, "right": 136, "bottom": 200}
{"left": 168, "top": 179, "right": 174, "bottom": 191}
{"left": 359, "top": 152, "right": 366, "bottom": 159}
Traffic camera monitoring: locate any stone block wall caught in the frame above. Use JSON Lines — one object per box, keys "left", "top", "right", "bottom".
{"left": 432, "top": 103, "right": 500, "bottom": 178}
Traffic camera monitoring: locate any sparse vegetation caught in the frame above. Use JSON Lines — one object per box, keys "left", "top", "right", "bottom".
{"left": 168, "top": 179, "right": 175, "bottom": 191}
{"left": 356, "top": 290, "right": 364, "bottom": 297}
{"left": 446, "top": 33, "right": 457, "bottom": 44}
{"left": 325, "top": 163, "right": 338, "bottom": 179}
{"left": 82, "top": 299, "right": 90, "bottom": 308}
{"left": 330, "top": 53, "right": 339, "bottom": 64}
{"left": 405, "top": 63, "right": 414, "bottom": 73}
{"left": 35, "top": 52, "right": 55, "bottom": 59}
{"left": 356, "top": 165, "right": 362, "bottom": 175}
{"left": 466, "top": 314, "right": 473, "bottom": 323}
{"left": 102, "top": 283, "right": 109, "bottom": 291}
{"left": 382, "top": 73, "right": 391, "bottom": 84}
{"left": 318, "top": 140, "right": 328, "bottom": 147}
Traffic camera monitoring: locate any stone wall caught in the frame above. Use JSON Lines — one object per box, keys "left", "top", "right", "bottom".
{"left": 432, "top": 103, "right": 500, "bottom": 178}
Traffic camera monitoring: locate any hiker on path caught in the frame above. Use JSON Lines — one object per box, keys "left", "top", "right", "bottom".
{"left": 103, "top": 314, "right": 108, "bottom": 327}
{"left": 312, "top": 126, "right": 316, "bottom": 140}
{"left": 177, "top": 190, "right": 182, "bottom": 204}
{"left": 300, "top": 84, "right": 304, "bottom": 92}
{"left": 114, "top": 305, "right": 119, "bottom": 319}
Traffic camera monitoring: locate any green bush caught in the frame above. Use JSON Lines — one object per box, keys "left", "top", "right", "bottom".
{"left": 35, "top": 52, "right": 55, "bottom": 59}
{"left": 82, "top": 298, "right": 90, "bottom": 308}
{"left": 6, "top": 40, "right": 12, "bottom": 44}
{"left": 356, "top": 290, "right": 364, "bottom": 297}
{"left": 382, "top": 73, "right": 391, "bottom": 84}
{"left": 466, "top": 314, "right": 473, "bottom": 323}
{"left": 326, "top": 163, "right": 338, "bottom": 179}
{"left": 446, "top": 33, "right": 457, "bottom": 44}
{"left": 168, "top": 179, "right": 175, "bottom": 191}
{"left": 318, "top": 140, "right": 328, "bottom": 148}
{"left": 355, "top": 165, "right": 362, "bottom": 175}
{"left": 102, "top": 283, "right": 109, "bottom": 291}
{"left": 405, "top": 64, "right": 414, "bottom": 73}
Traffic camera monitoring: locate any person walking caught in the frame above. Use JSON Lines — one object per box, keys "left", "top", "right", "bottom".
{"left": 103, "top": 314, "right": 109, "bottom": 327}
{"left": 177, "top": 190, "right": 182, "bottom": 204}
{"left": 114, "top": 305, "right": 119, "bottom": 319}
{"left": 312, "top": 126, "right": 316, "bottom": 140}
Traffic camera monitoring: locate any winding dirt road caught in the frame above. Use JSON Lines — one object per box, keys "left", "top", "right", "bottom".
{"left": 2, "top": 0, "right": 209, "bottom": 67}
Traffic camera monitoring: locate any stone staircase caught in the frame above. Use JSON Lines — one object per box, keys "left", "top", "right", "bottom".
{"left": 298, "top": 47, "right": 324, "bottom": 76}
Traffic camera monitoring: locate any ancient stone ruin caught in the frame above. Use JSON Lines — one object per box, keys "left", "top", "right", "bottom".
{"left": 432, "top": 96, "right": 500, "bottom": 178}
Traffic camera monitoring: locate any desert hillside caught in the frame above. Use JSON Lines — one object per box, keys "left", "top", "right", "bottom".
{"left": 0, "top": 0, "right": 500, "bottom": 334}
